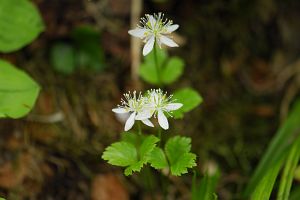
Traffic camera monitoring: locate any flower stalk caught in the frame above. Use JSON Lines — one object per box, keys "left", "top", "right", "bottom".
{"left": 153, "top": 43, "right": 162, "bottom": 86}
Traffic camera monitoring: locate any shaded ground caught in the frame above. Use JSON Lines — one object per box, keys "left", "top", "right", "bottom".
{"left": 1, "top": 0, "right": 300, "bottom": 199}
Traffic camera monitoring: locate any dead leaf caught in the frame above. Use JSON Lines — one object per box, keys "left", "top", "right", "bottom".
{"left": 91, "top": 173, "right": 129, "bottom": 200}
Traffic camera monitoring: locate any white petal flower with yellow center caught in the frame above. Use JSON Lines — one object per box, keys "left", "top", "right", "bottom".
{"left": 128, "top": 12, "right": 179, "bottom": 56}
{"left": 112, "top": 91, "right": 154, "bottom": 131}
{"left": 146, "top": 89, "right": 183, "bottom": 130}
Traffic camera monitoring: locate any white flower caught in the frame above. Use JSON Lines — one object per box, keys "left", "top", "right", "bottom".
{"left": 146, "top": 89, "right": 183, "bottom": 130}
{"left": 128, "top": 12, "right": 179, "bottom": 56}
{"left": 112, "top": 91, "right": 154, "bottom": 131}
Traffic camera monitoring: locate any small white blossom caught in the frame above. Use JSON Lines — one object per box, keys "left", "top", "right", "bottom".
{"left": 146, "top": 89, "right": 183, "bottom": 130}
{"left": 112, "top": 91, "right": 154, "bottom": 131}
{"left": 128, "top": 12, "right": 179, "bottom": 56}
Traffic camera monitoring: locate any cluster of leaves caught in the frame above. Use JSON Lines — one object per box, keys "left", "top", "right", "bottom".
{"left": 50, "top": 26, "right": 105, "bottom": 75}
{"left": 102, "top": 133, "right": 197, "bottom": 176}
{"left": 244, "top": 100, "right": 300, "bottom": 200}
{"left": 140, "top": 48, "right": 203, "bottom": 119}
{"left": 0, "top": 0, "right": 43, "bottom": 118}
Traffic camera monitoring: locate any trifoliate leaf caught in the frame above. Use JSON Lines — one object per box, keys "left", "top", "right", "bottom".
{"left": 139, "top": 48, "right": 167, "bottom": 85}
{"left": 139, "top": 61, "right": 159, "bottom": 84}
{"left": 121, "top": 132, "right": 138, "bottom": 145}
{"left": 102, "top": 141, "right": 137, "bottom": 167}
{"left": 0, "top": 0, "right": 44, "bottom": 53}
{"left": 124, "top": 161, "right": 144, "bottom": 176}
{"left": 139, "top": 135, "right": 160, "bottom": 160}
{"left": 144, "top": 47, "right": 168, "bottom": 66}
{"left": 149, "top": 147, "right": 168, "bottom": 169}
{"left": 0, "top": 59, "right": 40, "bottom": 118}
{"left": 172, "top": 88, "right": 203, "bottom": 119}
{"left": 165, "top": 136, "right": 197, "bottom": 176}
{"left": 140, "top": 48, "right": 185, "bottom": 85}
{"left": 102, "top": 134, "right": 160, "bottom": 176}
{"left": 162, "top": 57, "right": 184, "bottom": 84}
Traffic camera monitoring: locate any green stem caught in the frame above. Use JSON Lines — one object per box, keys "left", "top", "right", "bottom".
{"left": 153, "top": 43, "right": 162, "bottom": 86}
{"left": 145, "top": 166, "right": 155, "bottom": 200}
{"left": 137, "top": 122, "right": 142, "bottom": 135}
{"left": 158, "top": 128, "right": 162, "bottom": 146}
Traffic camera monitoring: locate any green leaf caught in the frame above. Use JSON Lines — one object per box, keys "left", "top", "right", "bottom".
{"left": 277, "top": 135, "right": 300, "bottom": 200}
{"left": 251, "top": 160, "right": 282, "bottom": 200}
{"left": 172, "top": 88, "right": 203, "bottom": 119}
{"left": 0, "top": 59, "right": 40, "bottom": 118}
{"left": 50, "top": 43, "right": 76, "bottom": 75}
{"left": 149, "top": 147, "right": 168, "bottom": 169}
{"left": 165, "top": 136, "right": 197, "bottom": 176}
{"left": 140, "top": 48, "right": 184, "bottom": 85}
{"left": 192, "top": 168, "right": 220, "bottom": 200}
{"left": 139, "top": 135, "right": 160, "bottom": 160}
{"left": 102, "top": 134, "right": 160, "bottom": 176}
{"left": 0, "top": 0, "right": 44, "bottom": 53}
{"left": 102, "top": 141, "right": 137, "bottom": 167}
{"left": 121, "top": 132, "right": 138, "bottom": 145}
{"left": 244, "top": 100, "right": 300, "bottom": 197}
{"left": 139, "top": 48, "right": 167, "bottom": 85}
{"left": 72, "top": 26, "right": 105, "bottom": 71}
{"left": 161, "top": 57, "right": 184, "bottom": 84}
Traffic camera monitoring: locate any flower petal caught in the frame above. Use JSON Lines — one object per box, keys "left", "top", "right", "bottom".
{"left": 115, "top": 112, "right": 130, "bottom": 123}
{"left": 124, "top": 112, "right": 136, "bottom": 131}
{"left": 148, "top": 15, "right": 156, "bottom": 29}
{"left": 135, "top": 110, "right": 153, "bottom": 120}
{"left": 158, "top": 110, "right": 169, "bottom": 130}
{"left": 112, "top": 108, "right": 128, "bottom": 114}
{"left": 142, "top": 119, "right": 154, "bottom": 127}
{"left": 166, "top": 103, "right": 183, "bottom": 111}
{"left": 159, "top": 35, "right": 178, "bottom": 47}
{"left": 166, "top": 24, "right": 179, "bottom": 33}
{"left": 128, "top": 28, "right": 147, "bottom": 38}
{"left": 143, "top": 36, "right": 155, "bottom": 56}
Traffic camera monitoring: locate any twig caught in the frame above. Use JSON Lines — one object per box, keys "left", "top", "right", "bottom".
{"left": 26, "top": 111, "right": 64, "bottom": 123}
{"left": 130, "top": 0, "right": 142, "bottom": 83}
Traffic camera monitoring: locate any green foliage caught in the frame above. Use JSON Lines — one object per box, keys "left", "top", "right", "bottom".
{"left": 192, "top": 169, "right": 220, "bottom": 200}
{"left": 50, "top": 43, "right": 76, "bottom": 75}
{"left": 244, "top": 100, "right": 300, "bottom": 198}
{"left": 251, "top": 160, "right": 282, "bottom": 200}
{"left": 50, "top": 26, "right": 105, "bottom": 75}
{"left": 139, "top": 48, "right": 184, "bottom": 85}
{"left": 277, "top": 135, "right": 300, "bottom": 200}
{"left": 148, "top": 147, "right": 168, "bottom": 169}
{"left": 103, "top": 134, "right": 196, "bottom": 176}
{"left": 0, "top": 0, "right": 44, "bottom": 53}
{"left": 172, "top": 88, "right": 203, "bottom": 119}
{"left": 165, "top": 136, "right": 197, "bottom": 176}
{"left": 102, "top": 135, "right": 159, "bottom": 176}
{"left": 147, "top": 136, "right": 197, "bottom": 176}
{"left": 101, "top": 141, "right": 137, "bottom": 167}
{"left": 72, "top": 26, "right": 105, "bottom": 71}
{"left": 0, "top": 59, "right": 40, "bottom": 118}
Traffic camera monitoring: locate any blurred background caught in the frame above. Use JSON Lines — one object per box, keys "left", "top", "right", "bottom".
{"left": 1, "top": 0, "right": 300, "bottom": 199}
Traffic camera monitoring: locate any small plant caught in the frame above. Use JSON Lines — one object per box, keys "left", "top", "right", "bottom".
{"left": 102, "top": 12, "right": 203, "bottom": 198}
